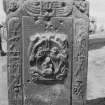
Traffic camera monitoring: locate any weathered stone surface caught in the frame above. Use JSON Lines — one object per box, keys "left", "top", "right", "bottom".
{"left": 3, "top": 0, "right": 24, "bottom": 14}
{"left": 6, "top": 0, "right": 89, "bottom": 105}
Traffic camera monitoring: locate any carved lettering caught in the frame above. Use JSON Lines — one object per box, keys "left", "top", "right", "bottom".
{"left": 73, "top": 0, "right": 89, "bottom": 16}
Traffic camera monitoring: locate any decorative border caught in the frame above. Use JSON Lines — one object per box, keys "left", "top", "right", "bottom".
{"left": 7, "top": 17, "right": 23, "bottom": 105}
{"left": 72, "top": 18, "right": 89, "bottom": 105}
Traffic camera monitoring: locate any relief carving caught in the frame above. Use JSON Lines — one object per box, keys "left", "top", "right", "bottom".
{"left": 23, "top": 0, "right": 41, "bottom": 16}
{"left": 3, "top": 0, "right": 89, "bottom": 17}
{"left": 7, "top": 17, "right": 23, "bottom": 105}
{"left": 72, "top": 19, "right": 88, "bottom": 100}
{"left": 28, "top": 33, "right": 69, "bottom": 82}
{"left": 41, "top": 1, "right": 56, "bottom": 17}
{"left": 55, "top": 2, "right": 73, "bottom": 17}
{"left": 8, "top": 0, "right": 19, "bottom": 12}
{"left": 3, "top": 0, "right": 20, "bottom": 14}
{"left": 73, "top": 80, "right": 83, "bottom": 96}
{"left": 73, "top": 0, "right": 89, "bottom": 16}
{"left": 23, "top": 0, "right": 73, "bottom": 17}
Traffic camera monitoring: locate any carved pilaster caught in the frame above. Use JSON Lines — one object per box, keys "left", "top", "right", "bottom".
{"left": 7, "top": 17, "right": 23, "bottom": 105}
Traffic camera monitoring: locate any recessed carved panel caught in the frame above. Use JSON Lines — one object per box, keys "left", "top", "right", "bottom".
{"left": 28, "top": 33, "right": 69, "bottom": 82}
{"left": 22, "top": 16, "right": 73, "bottom": 83}
{"left": 22, "top": 16, "right": 73, "bottom": 105}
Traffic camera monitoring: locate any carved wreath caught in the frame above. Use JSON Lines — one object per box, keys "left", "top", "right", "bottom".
{"left": 28, "top": 33, "right": 69, "bottom": 82}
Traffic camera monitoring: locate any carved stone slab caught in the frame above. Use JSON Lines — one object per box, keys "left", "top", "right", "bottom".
{"left": 22, "top": 16, "right": 73, "bottom": 105}
{"left": 6, "top": 0, "right": 89, "bottom": 105}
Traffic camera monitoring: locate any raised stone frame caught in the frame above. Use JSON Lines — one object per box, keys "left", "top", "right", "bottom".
{"left": 5, "top": 0, "right": 89, "bottom": 105}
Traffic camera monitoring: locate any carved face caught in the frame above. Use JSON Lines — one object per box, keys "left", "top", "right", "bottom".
{"left": 29, "top": 33, "right": 69, "bottom": 81}
{"left": 8, "top": 0, "right": 19, "bottom": 12}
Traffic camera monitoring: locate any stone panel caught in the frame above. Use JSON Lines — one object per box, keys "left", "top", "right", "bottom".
{"left": 22, "top": 16, "right": 73, "bottom": 105}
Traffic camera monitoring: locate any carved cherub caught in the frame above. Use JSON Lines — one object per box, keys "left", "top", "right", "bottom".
{"left": 3, "top": 0, "right": 24, "bottom": 14}
{"left": 73, "top": 0, "right": 89, "bottom": 16}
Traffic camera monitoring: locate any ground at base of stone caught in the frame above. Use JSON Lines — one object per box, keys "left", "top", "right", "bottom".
{"left": 86, "top": 98, "right": 105, "bottom": 105}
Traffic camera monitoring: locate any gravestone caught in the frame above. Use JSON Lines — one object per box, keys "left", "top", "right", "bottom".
{"left": 6, "top": 0, "right": 89, "bottom": 105}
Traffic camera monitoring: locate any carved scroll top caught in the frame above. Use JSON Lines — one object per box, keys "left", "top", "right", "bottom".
{"left": 23, "top": 0, "right": 73, "bottom": 17}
